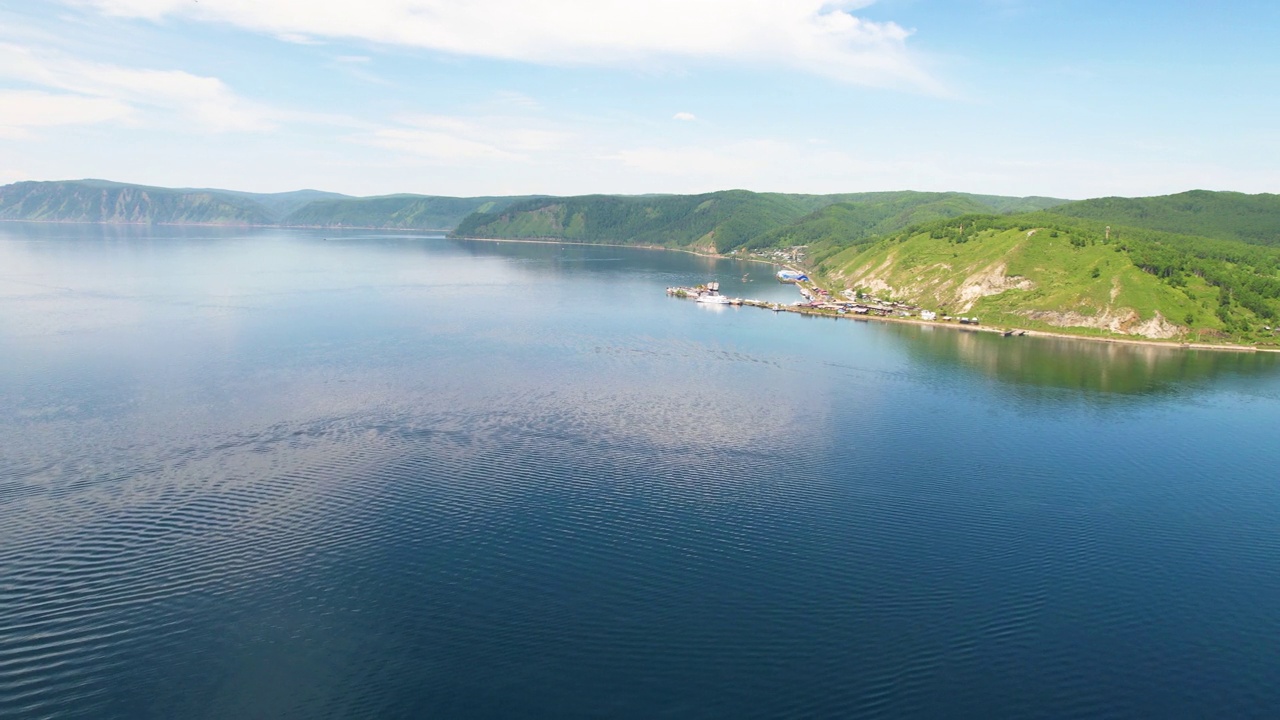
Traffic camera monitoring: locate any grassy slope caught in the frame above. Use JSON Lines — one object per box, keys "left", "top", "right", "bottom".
{"left": 813, "top": 214, "right": 1280, "bottom": 344}
{"left": 1048, "top": 190, "right": 1280, "bottom": 246}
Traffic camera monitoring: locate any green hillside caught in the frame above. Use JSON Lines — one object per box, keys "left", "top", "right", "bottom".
{"left": 453, "top": 190, "right": 826, "bottom": 252}
{"left": 283, "top": 194, "right": 540, "bottom": 230}
{"left": 1048, "top": 190, "right": 1280, "bottom": 246}
{"left": 454, "top": 190, "right": 1067, "bottom": 253}
{"left": 810, "top": 213, "right": 1280, "bottom": 345}
{"left": 756, "top": 192, "right": 1066, "bottom": 256}
{"left": 964, "top": 193, "right": 1069, "bottom": 214}
{"left": 214, "top": 189, "right": 350, "bottom": 219}
{"left": 0, "top": 180, "right": 275, "bottom": 225}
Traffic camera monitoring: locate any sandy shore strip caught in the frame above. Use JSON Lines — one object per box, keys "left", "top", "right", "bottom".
{"left": 767, "top": 301, "right": 1278, "bottom": 353}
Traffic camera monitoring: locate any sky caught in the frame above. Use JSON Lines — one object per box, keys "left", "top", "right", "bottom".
{"left": 0, "top": 0, "right": 1277, "bottom": 199}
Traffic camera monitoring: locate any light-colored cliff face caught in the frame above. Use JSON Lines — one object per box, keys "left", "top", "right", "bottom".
{"left": 1020, "top": 309, "right": 1182, "bottom": 339}
{"left": 820, "top": 224, "right": 1211, "bottom": 339}
{"left": 954, "top": 262, "right": 1037, "bottom": 313}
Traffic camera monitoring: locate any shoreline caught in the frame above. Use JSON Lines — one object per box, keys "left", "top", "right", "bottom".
{"left": 650, "top": 249, "right": 1280, "bottom": 353}
{"left": 778, "top": 304, "right": 1269, "bottom": 353}
{"left": 776, "top": 305, "right": 1274, "bottom": 353}
{"left": 0, "top": 219, "right": 455, "bottom": 232}
{"left": 450, "top": 233, "right": 781, "bottom": 268}
{"left": 8, "top": 220, "right": 1274, "bottom": 354}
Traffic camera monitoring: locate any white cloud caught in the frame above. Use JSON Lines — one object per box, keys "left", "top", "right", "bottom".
{"left": 366, "top": 128, "right": 518, "bottom": 161}
{"left": 490, "top": 92, "right": 541, "bottom": 110}
{"left": 673, "top": 112, "right": 697, "bottom": 122}
{"left": 0, "top": 42, "right": 273, "bottom": 133}
{"left": 358, "top": 112, "right": 571, "bottom": 164}
{"left": 275, "top": 32, "right": 324, "bottom": 45}
{"left": 593, "top": 139, "right": 939, "bottom": 195}
{"left": 329, "top": 54, "right": 390, "bottom": 85}
{"left": 0, "top": 90, "right": 132, "bottom": 138}
{"left": 602, "top": 144, "right": 766, "bottom": 179}
{"left": 70, "top": 0, "right": 938, "bottom": 91}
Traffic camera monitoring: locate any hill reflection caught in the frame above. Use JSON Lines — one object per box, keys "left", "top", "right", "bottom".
{"left": 893, "top": 324, "right": 1280, "bottom": 395}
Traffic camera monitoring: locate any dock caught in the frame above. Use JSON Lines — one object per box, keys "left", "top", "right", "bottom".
{"left": 667, "top": 281, "right": 999, "bottom": 333}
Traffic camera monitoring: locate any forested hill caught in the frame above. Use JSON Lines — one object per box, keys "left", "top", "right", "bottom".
{"left": 453, "top": 191, "right": 819, "bottom": 252}
{"left": 211, "top": 189, "right": 348, "bottom": 219}
{"left": 1047, "top": 190, "right": 1280, "bottom": 246}
{"left": 0, "top": 180, "right": 534, "bottom": 229}
{"left": 0, "top": 180, "right": 1063, "bottom": 237}
{"left": 6, "top": 179, "right": 1278, "bottom": 267}
{"left": 455, "top": 188, "right": 1280, "bottom": 345}
{"left": 281, "top": 194, "right": 540, "bottom": 230}
{"left": 749, "top": 192, "right": 1065, "bottom": 253}
{"left": 451, "top": 190, "right": 1067, "bottom": 253}
{"left": 0, "top": 180, "right": 279, "bottom": 225}
{"left": 807, "top": 212, "right": 1280, "bottom": 346}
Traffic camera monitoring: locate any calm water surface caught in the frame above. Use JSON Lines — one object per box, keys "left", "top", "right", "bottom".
{"left": 2, "top": 225, "right": 1279, "bottom": 718}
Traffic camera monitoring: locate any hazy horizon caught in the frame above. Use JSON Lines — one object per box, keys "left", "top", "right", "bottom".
{"left": 11, "top": 176, "right": 1280, "bottom": 204}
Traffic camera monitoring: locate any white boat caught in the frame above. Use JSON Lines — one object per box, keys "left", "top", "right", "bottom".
{"left": 696, "top": 293, "right": 731, "bottom": 305}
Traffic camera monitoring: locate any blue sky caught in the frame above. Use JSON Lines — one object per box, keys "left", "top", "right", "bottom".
{"left": 0, "top": 1, "right": 1277, "bottom": 199}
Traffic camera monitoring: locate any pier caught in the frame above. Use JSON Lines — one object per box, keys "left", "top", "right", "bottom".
{"left": 666, "top": 280, "right": 1000, "bottom": 334}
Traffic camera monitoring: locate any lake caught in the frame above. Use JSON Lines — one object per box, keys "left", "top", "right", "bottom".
{"left": 2, "top": 224, "right": 1280, "bottom": 719}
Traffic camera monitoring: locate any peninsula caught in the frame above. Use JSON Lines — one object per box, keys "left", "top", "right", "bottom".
{"left": 3, "top": 179, "right": 1278, "bottom": 348}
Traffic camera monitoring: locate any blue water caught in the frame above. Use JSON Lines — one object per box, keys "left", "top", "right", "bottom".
{"left": 2, "top": 225, "right": 1280, "bottom": 718}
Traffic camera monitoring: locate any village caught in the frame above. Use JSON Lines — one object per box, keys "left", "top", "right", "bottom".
{"left": 666, "top": 266, "right": 988, "bottom": 328}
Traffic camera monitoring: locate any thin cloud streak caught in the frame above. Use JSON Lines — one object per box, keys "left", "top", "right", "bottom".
{"left": 0, "top": 89, "right": 133, "bottom": 138}
{"left": 356, "top": 113, "right": 572, "bottom": 164}
{"left": 70, "top": 0, "right": 940, "bottom": 92}
{"left": 0, "top": 42, "right": 272, "bottom": 132}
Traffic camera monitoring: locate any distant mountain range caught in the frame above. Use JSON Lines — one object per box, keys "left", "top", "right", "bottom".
{"left": 7, "top": 179, "right": 1279, "bottom": 250}
{"left": 454, "top": 188, "right": 1280, "bottom": 251}
{"left": 0, "top": 179, "right": 538, "bottom": 230}
{"left": 5, "top": 178, "right": 1280, "bottom": 345}
{"left": 453, "top": 190, "right": 1066, "bottom": 254}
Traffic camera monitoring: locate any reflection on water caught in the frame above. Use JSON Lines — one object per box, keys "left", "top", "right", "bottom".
{"left": 443, "top": 237, "right": 792, "bottom": 302}
{"left": 890, "top": 322, "right": 1280, "bottom": 395}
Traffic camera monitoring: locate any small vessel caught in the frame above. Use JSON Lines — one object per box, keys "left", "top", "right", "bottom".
{"left": 697, "top": 293, "right": 731, "bottom": 305}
